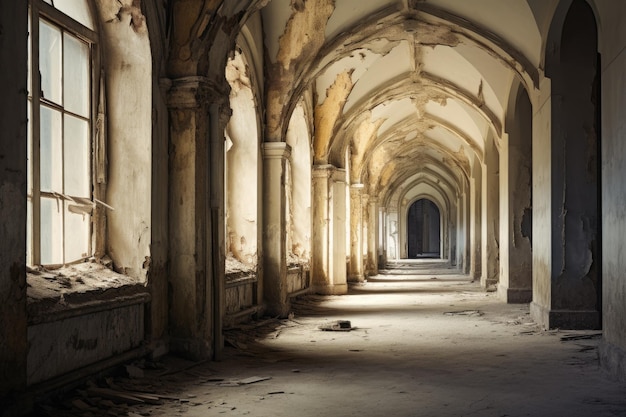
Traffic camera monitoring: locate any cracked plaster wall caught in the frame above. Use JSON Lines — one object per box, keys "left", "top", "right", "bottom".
{"left": 225, "top": 51, "right": 259, "bottom": 269}
{"left": 314, "top": 70, "right": 354, "bottom": 163}
{"left": 286, "top": 103, "right": 313, "bottom": 263}
{"left": 95, "top": 0, "right": 152, "bottom": 281}
{"left": 266, "top": 0, "right": 335, "bottom": 143}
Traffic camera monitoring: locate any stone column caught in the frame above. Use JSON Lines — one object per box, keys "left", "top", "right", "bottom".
{"left": 481, "top": 135, "right": 499, "bottom": 289}
{"left": 469, "top": 162, "right": 482, "bottom": 280}
{"left": 349, "top": 184, "right": 366, "bottom": 282}
{"left": 167, "top": 76, "right": 213, "bottom": 360}
{"left": 498, "top": 111, "right": 532, "bottom": 304}
{"left": 262, "top": 142, "right": 291, "bottom": 316}
{"left": 380, "top": 207, "right": 387, "bottom": 266}
{"left": 0, "top": 0, "right": 27, "bottom": 407}
{"left": 361, "top": 193, "right": 369, "bottom": 276}
{"left": 367, "top": 197, "right": 379, "bottom": 276}
{"left": 448, "top": 205, "right": 456, "bottom": 265}
{"left": 311, "top": 165, "right": 347, "bottom": 295}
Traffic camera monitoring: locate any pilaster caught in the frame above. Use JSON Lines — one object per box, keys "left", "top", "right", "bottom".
{"left": 367, "top": 197, "right": 379, "bottom": 276}
{"left": 349, "top": 184, "right": 366, "bottom": 282}
{"left": 167, "top": 76, "right": 216, "bottom": 360}
{"left": 311, "top": 165, "right": 348, "bottom": 295}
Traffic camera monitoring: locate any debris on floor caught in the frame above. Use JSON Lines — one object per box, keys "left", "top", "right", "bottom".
{"left": 560, "top": 332, "right": 602, "bottom": 341}
{"left": 319, "top": 320, "right": 354, "bottom": 331}
{"left": 443, "top": 310, "right": 483, "bottom": 317}
{"left": 217, "top": 376, "right": 272, "bottom": 387}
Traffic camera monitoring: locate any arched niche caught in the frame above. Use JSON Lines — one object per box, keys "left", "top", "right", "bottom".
{"left": 224, "top": 48, "right": 261, "bottom": 271}
{"left": 92, "top": 0, "right": 152, "bottom": 281}
{"left": 537, "top": 0, "right": 601, "bottom": 328}
{"left": 499, "top": 80, "right": 533, "bottom": 303}
{"left": 285, "top": 101, "right": 312, "bottom": 265}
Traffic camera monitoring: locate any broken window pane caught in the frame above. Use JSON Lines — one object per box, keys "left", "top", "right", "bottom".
{"left": 40, "top": 105, "right": 62, "bottom": 192}
{"left": 39, "top": 20, "right": 62, "bottom": 104}
{"left": 64, "top": 33, "right": 89, "bottom": 117}
{"left": 64, "top": 201, "right": 89, "bottom": 262}
{"left": 64, "top": 114, "right": 90, "bottom": 197}
{"left": 53, "top": 0, "right": 95, "bottom": 31}
{"left": 41, "top": 197, "right": 63, "bottom": 265}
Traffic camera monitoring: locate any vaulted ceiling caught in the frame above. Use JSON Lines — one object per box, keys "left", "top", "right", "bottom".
{"left": 258, "top": 0, "right": 551, "bottom": 206}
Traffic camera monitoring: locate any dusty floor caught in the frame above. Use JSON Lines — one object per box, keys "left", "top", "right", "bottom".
{"left": 36, "top": 261, "right": 626, "bottom": 416}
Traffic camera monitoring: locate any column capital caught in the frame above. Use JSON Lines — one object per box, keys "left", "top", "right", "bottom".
{"left": 167, "top": 76, "right": 227, "bottom": 109}
{"left": 262, "top": 142, "right": 292, "bottom": 160}
{"left": 312, "top": 164, "right": 346, "bottom": 183}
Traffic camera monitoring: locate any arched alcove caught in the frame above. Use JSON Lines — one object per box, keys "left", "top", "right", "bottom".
{"left": 499, "top": 80, "right": 533, "bottom": 303}
{"left": 224, "top": 49, "right": 260, "bottom": 272}
{"left": 407, "top": 199, "right": 441, "bottom": 259}
{"left": 286, "top": 101, "right": 312, "bottom": 265}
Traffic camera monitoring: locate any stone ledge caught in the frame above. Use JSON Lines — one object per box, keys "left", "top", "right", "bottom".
{"left": 27, "top": 262, "right": 149, "bottom": 325}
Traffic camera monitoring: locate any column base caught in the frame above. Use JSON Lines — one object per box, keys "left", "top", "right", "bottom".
{"left": 314, "top": 283, "right": 348, "bottom": 295}
{"left": 481, "top": 276, "right": 498, "bottom": 290}
{"left": 348, "top": 274, "right": 366, "bottom": 283}
{"left": 170, "top": 337, "right": 212, "bottom": 361}
{"left": 497, "top": 284, "right": 532, "bottom": 303}
{"left": 530, "top": 302, "right": 601, "bottom": 330}
{"left": 599, "top": 340, "right": 626, "bottom": 382}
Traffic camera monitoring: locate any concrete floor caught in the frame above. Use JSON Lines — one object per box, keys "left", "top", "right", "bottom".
{"left": 37, "top": 261, "right": 626, "bottom": 416}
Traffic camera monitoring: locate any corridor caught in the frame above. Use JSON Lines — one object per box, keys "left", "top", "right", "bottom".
{"left": 36, "top": 262, "right": 626, "bottom": 417}
{"left": 4, "top": 1, "right": 626, "bottom": 413}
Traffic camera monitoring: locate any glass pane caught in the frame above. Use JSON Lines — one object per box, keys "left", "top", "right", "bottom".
{"left": 40, "top": 106, "right": 62, "bottom": 192}
{"left": 39, "top": 20, "right": 62, "bottom": 104}
{"left": 64, "top": 33, "right": 89, "bottom": 117}
{"left": 53, "top": 0, "right": 95, "bottom": 31}
{"left": 64, "top": 201, "right": 90, "bottom": 262}
{"left": 27, "top": 199, "right": 33, "bottom": 266}
{"left": 41, "top": 197, "right": 63, "bottom": 265}
{"left": 64, "top": 114, "right": 90, "bottom": 197}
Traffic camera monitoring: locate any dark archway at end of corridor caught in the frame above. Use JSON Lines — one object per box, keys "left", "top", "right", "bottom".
{"left": 407, "top": 199, "right": 441, "bottom": 259}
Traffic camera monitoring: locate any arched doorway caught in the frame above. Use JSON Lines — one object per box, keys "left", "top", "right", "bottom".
{"left": 407, "top": 199, "right": 441, "bottom": 258}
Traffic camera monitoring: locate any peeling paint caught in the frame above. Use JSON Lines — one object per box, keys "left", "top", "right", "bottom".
{"left": 266, "top": 0, "right": 335, "bottom": 142}
{"left": 313, "top": 69, "right": 354, "bottom": 162}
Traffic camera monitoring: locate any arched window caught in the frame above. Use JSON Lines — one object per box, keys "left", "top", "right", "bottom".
{"left": 27, "top": 0, "right": 99, "bottom": 266}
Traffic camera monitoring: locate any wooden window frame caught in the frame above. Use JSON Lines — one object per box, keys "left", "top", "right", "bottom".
{"left": 28, "top": 0, "right": 101, "bottom": 267}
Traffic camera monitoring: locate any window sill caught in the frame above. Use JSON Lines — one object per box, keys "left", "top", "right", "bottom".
{"left": 27, "top": 262, "right": 150, "bottom": 325}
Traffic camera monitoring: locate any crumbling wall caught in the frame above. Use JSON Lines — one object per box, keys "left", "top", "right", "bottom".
{"left": 265, "top": 0, "right": 335, "bottom": 143}
{"left": 95, "top": 0, "right": 152, "bottom": 281}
